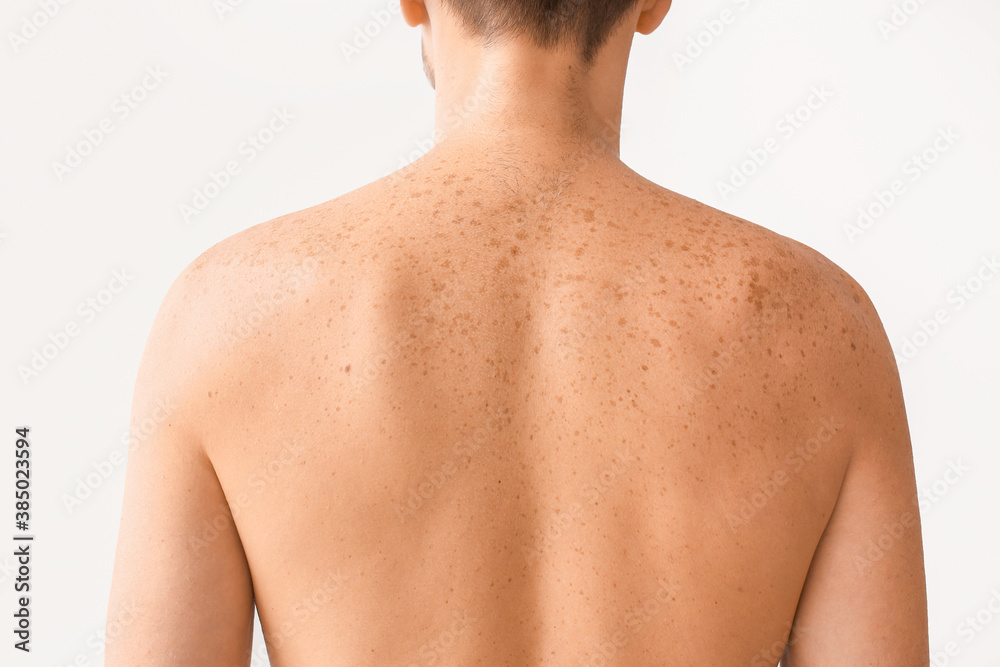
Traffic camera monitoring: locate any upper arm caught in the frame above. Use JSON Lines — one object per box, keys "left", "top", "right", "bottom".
{"left": 105, "top": 252, "right": 255, "bottom": 666}
{"left": 781, "top": 260, "right": 929, "bottom": 665}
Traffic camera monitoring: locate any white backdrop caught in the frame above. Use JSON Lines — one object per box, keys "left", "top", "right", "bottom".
{"left": 2, "top": 0, "right": 998, "bottom": 665}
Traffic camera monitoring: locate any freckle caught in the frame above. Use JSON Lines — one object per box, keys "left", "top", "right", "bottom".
{"left": 583, "top": 209, "right": 595, "bottom": 222}
{"left": 850, "top": 341, "right": 856, "bottom": 350}
{"left": 324, "top": 354, "right": 329, "bottom": 360}
{"left": 207, "top": 391, "right": 213, "bottom": 398}
{"left": 618, "top": 317, "right": 626, "bottom": 325}
{"left": 575, "top": 246, "right": 585, "bottom": 257}
{"left": 650, "top": 339, "right": 661, "bottom": 347}
{"left": 345, "top": 364, "right": 351, "bottom": 373}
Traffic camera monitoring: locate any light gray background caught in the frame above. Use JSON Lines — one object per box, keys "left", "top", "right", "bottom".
{"left": 2, "top": 0, "right": 998, "bottom": 665}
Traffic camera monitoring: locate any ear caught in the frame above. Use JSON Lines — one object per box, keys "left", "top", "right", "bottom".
{"left": 401, "top": 0, "right": 430, "bottom": 28}
{"left": 635, "top": 0, "right": 673, "bottom": 35}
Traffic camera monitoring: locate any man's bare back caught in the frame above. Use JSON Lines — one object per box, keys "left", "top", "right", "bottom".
{"left": 106, "top": 1, "right": 928, "bottom": 662}
{"left": 106, "top": 139, "right": 926, "bottom": 665}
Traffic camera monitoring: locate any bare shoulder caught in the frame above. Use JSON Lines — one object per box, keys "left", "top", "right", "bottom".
{"left": 134, "top": 202, "right": 349, "bottom": 431}
{"left": 154, "top": 210, "right": 326, "bottom": 347}
{"left": 646, "top": 185, "right": 904, "bottom": 441}
{"left": 159, "top": 185, "right": 381, "bottom": 330}
{"left": 657, "top": 186, "right": 887, "bottom": 337}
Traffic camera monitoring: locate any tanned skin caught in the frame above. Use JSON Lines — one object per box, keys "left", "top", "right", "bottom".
{"left": 105, "top": 0, "right": 929, "bottom": 664}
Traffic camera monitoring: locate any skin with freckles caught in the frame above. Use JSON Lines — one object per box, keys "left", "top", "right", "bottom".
{"left": 105, "top": 1, "right": 928, "bottom": 665}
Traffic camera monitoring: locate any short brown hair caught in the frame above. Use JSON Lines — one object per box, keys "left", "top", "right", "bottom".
{"left": 439, "top": 0, "right": 643, "bottom": 66}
